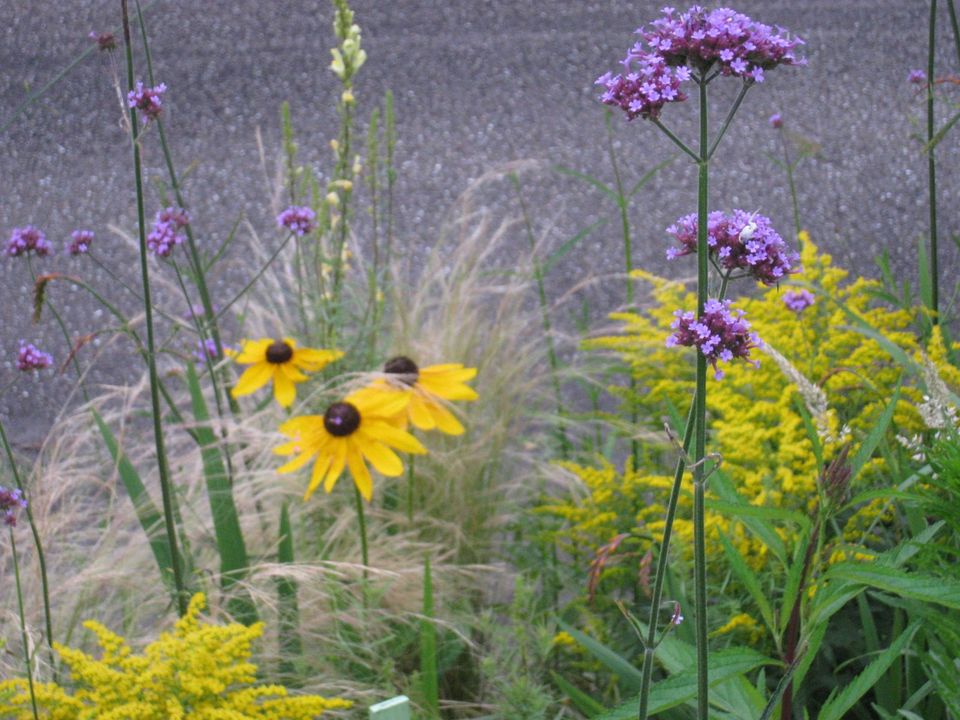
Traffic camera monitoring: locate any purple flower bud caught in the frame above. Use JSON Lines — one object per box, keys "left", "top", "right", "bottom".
{"left": 89, "top": 31, "right": 117, "bottom": 51}
{"left": 908, "top": 69, "right": 927, "bottom": 85}
{"left": 783, "top": 289, "right": 815, "bottom": 313}
{"left": 277, "top": 206, "right": 317, "bottom": 236}
{"left": 6, "top": 226, "right": 52, "bottom": 258}
{"left": 16, "top": 341, "right": 53, "bottom": 372}
{"left": 128, "top": 81, "right": 167, "bottom": 121}
{"left": 769, "top": 112, "right": 783, "bottom": 129}
{"left": 67, "top": 229, "right": 94, "bottom": 256}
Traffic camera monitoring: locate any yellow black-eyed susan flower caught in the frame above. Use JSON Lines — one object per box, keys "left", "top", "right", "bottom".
{"left": 372, "top": 356, "right": 478, "bottom": 435}
{"left": 275, "top": 388, "right": 426, "bottom": 501}
{"left": 230, "top": 337, "right": 342, "bottom": 408}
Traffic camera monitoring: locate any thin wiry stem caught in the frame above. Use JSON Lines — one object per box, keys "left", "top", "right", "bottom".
{"left": 0, "top": 419, "right": 55, "bottom": 677}
{"left": 651, "top": 119, "right": 699, "bottom": 162}
{"left": 10, "top": 532, "right": 40, "bottom": 720}
{"left": 121, "top": 0, "right": 188, "bottom": 616}
{"left": 927, "top": 0, "right": 940, "bottom": 324}
{"left": 707, "top": 81, "right": 751, "bottom": 161}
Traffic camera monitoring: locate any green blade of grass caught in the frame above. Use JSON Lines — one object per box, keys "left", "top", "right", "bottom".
{"left": 550, "top": 671, "right": 605, "bottom": 717}
{"left": 277, "top": 501, "right": 302, "bottom": 681}
{"left": 817, "top": 623, "right": 919, "bottom": 720}
{"left": 184, "top": 362, "right": 257, "bottom": 625}
{"left": 92, "top": 408, "right": 175, "bottom": 590}
{"left": 420, "top": 554, "right": 440, "bottom": 718}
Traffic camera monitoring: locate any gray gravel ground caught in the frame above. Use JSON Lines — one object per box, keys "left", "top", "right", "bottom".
{"left": 2, "top": 1, "right": 958, "bottom": 448}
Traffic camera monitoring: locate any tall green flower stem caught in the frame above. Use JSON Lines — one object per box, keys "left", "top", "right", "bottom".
{"left": 636, "top": 77, "right": 750, "bottom": 720}
{"left": 9, "top": 531, "right": 40, "bottom": 720}
{"left": 132, "top": 0, "right": 239, "bottom": 418}
{"left": 120, "top": 0, "right": 188, "bottom": 616}
{"left": 776, "top": 129, "right": 803, "bottom": 246}
{"left": 510, "top": 173, "right": 570, "bottom": 459}
{"left": 927, "top": 0, "right": 940, "bottom": 324}
{"left": 353, "top": 486, "right": 370, "bottom": 609}
{"left": 0, "top": 420, "right": 55, "bottom": 676}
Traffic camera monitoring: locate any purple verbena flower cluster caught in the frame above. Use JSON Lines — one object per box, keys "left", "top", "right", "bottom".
{"left": 89, "top": 31, "right": 117, "bottom": 51}
{"left": 783, "top": 289, "right": 815, "bottom": 313}
{"left": 666, "top": 209, "right": 799, "bottom": 285}
{"left": 596, "top": 57, "right": 691, "bottom": 120}
{"left": 193, "top": 338, "right": 222, "bottom": 364}
{"left": 666, "top": 299, "right": 761, "bottom": 379}
{"left": 147, "top": 206, "right": 190, "bottom": 257}
{"left": 641, "top": 6, "right": 805, "bottom": 81}
{"left": 597, "top": 6, "right": 803, "bottom": 121}
{"left": 127, "top": 81, "right": 167, "bottom": 120}
{"left": 67, "top": 229, "right": 94, "bottom": 256}
{"left": 17, "top": 341, "right": 53, "bottom": 372}
{"left": 0, "top": 486, "right": 27, "bottom": 527}
{"left": 277, "top": 205, "right": 317, "bottom": 236}
{"left": 5, "top": 226, "right": 52, "bottom": 257}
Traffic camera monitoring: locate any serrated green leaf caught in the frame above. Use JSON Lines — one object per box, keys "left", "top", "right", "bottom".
{"left": 825, "top": 564, "right": 960, "bottom": 609}
{"left": 817, "top": 623, "right": 919, "bottom": 720}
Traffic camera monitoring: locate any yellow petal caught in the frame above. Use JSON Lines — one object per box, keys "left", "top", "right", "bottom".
{"left": 231, "top": 362, "right": 273, "bottom": 398}
{"left": 421, "top": 363, "right": 477, "bottom": 380}
{"left": 234, "top": 339, "right": 272, "bottom": 364}
{"left": 360, "top": 439, "right": 404, "bottom": 476}
{"left": 324, "top": 440, "right": 348, "bottom": 494}
{"left": 304, "top": 452, "right": 333, "bottom": 500}
{"left": 350, "top": 385, "right": 410, "bottom": 418}
{"left": 293, "top": 348, "right": 344, "bottom": 371}
{"left": 427, "top": 401, "right": 465, "bottom": 435}
{"left": 418, "top": 367, "right": 478, "bottom": 401}
{"left": 277, "top": 449, "right": 315, "bottom": 474}
{"left": 408, "top": 394, "right": 437, "bottom": 431}
{"left": 346, "top": 439, "right": 373, "bottom": 501}
{"left": 363, "top": 421, "right": 427, "bottom": 455}
{"left": 273, "top": 369, "right": 297, "bottom": 408}
{"left": 280, "top": 362, "right": 309, "bottom": 382}
{"left": 279, "top": 415, "right": 324, "bottom": 438}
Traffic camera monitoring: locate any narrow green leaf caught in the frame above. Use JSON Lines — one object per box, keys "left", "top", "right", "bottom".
{"left": 594, "top": 648, "right": 777, "bottom": 719}
{"left": 627, "top": 155, "right": 677, "bottom": 197}
{"left": 277, "top": 501, "right": 302, "bottom": 679}
{"left": 709, "top": 472, "right": 791, "bottom": 564}
{"left": 92, "top": 409, "right": 175, "bottom": 588}
{"left": 541, "top": 218, "right": 608, "bottom": 276}
{"left": 927, "top": 106, "right": 960, "bottom": 151}
{"left": 850, "top": 382, "right": 900, "bottom": 481}
{"left": 817, "top": 623, "right": 919, "bottom": 720}
{"left": 779, "top": 530, "right": 812, "bottom": 638}
{"left": 825, "top": 564, "right": 960, "bottom": 609}
{"left": 185, "top": 363, "right": 257, "bottom": 624}
{"left": 557, "top": 621, "right": 644, "bottom": 693}
{"left": 552, "top": 164, "right": 618, "bottom": 201}
{"left": 420, "top": 555, "right": 439, "bottom": 718}
{"left": 550, "top": 671, "right": 604, "bottom": 717}
{"left": 718, "top": 530, "right": 776, "bottom": 636}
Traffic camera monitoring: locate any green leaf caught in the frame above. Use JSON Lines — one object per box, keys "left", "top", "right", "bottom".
{"left": 927, "top": 106, "right": 960, "bottom": 152}
{"left": 849, "top": 382, "right": 900, "bottom": 481}
{"left": 92, "top": 409, "right": 175, "bottom": 590}
{"left": 552, "top": 164, "right": 618, "bottom": 201}
{"left": 825, "top": 564, "right": 960, "bottom": 609}
{"left": 550, "top": 671, "right": 604, "bottom": 717}
{"left": 185, "top": 363, "right": 257, "bottom": 625}
{"left": 277, "top": 501, "right": 302, "bottom": 677}
{"left": 627, "top": 155, "right": 677, "bottom": 197}
{"left": 594, "top": 648, "right": 777, "bottom": 719}
{"left": 420, "top": 555, "right": 440, "bottom": 718}
{"left": 557, "top": 621, "right": 644, "bottom": 693}
{"left": 709, "top": 472, "right": 790, "bottom": 565}
{"left": 542, "top": 218, "right": 608, "bottom": 276}
{"left": 718, "top": 530, "right": 776, "bottom": 637}
{"left": 817, "top": 623, "right": 919, "bottom": 720}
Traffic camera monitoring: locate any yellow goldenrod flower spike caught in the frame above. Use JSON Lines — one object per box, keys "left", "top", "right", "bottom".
{"left": 230, "top": 337, "right": 342, "bottom": 408}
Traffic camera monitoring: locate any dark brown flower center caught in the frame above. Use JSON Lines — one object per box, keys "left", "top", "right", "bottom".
{"left": 383, "top": 355, "right": 419, "bottom": 385}
{"left": 265, "top": 340, "right": 294, "bottom": 364}
{"left": 324, "top": 402, "right": 360, "bottom": 437}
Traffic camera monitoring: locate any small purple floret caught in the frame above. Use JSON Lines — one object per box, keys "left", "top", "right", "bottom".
{"left": 769, "top": 112, "right": 783, "bottom": 128}
{"left": 667, "top": 299, "right": 761, "bottom": 380}
{"left": 665, "top": 210, "right": 799, "bottom": 286}
{"left": 908, "top": 69, "right": 927, "bottom": 85}
{"left": 147, "top": 206, "right": 189, "bottom": 257}
{"left": 6, "top": 226, "right": 52, "bottom": 258}
{"left": 277, "top": 206, "right": 317, "bottom": 236}
{"left": 783, "top": 289, "right": 815, "bottom": 313}
{"left": 128, "top": 81, "right": 167, "bottom": 120}
{"left": 17, "top": 341, "right": 53, "bottom": 372}
{"left": 0, "top": 486, "right": 27, "bottom": 527}
{"left": 89, "top": 31, "right": 117, "bottom": 51}
{"left": 193, "top": 338, "right": 222, "bottom": 364}
{"left": 67, "top": 229, "right": 94, "bottom": 256}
